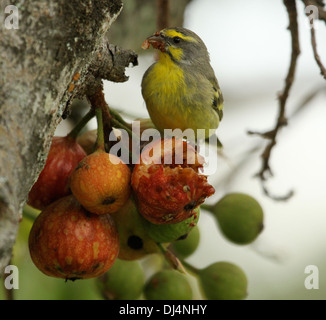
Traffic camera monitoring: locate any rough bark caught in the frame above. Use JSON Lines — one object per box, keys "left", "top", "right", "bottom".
{"left": 0, "top": 0, "right": 137, "bottom": 273}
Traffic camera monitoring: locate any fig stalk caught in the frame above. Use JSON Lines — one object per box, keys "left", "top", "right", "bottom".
{"left": 95, "top": 107, "right": 105, "bottom": 151}
{"left": 67, "top": 109, "right": 95, "bottom": 140}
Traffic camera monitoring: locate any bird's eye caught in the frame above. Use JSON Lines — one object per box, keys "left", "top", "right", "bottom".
{"left": 173, "top": 36, "right": 181, "bottom": 44}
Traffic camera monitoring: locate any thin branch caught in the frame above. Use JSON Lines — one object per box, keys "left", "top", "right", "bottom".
{"left": 261, "top": 185, "right": 294, "bottom": 202}
{"left": 156, "top": 0, "right": 170, "bottom": 31}
{"left": 155, "top": 0, "right": 170, "bottom": 61}
{"left": 310, "top": 26, "right": 326, "bottom": 79}
{"left": 248, "top": 0, "right": 300, "bottom": 201}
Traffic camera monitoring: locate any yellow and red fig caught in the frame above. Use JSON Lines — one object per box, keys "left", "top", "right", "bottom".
{"left": 28, "top": 195, "right": 119, "bottom": 280}
{"left": 131, "top": 138, "right": 214, "bottom": 224}
{"left": 70, "top": 150, "right": 131, "bottom": 215}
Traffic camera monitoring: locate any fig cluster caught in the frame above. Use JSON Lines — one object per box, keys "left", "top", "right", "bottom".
{"left": 27, "top": 133, "right": 213, "bottom": 283}
{"left": 26, "top": 120, "right": 265, "bottom": 300}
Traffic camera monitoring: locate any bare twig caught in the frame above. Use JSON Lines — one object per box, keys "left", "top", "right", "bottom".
{"left": 248, "top": 0, "right": 300, "bottom": 201}
{"left": 155, "top": 0, "right": 170, "bottom": 61}
{"left": 157, "top": 0, "right": 170, "bottom": 31}
{"left": 310, "top": 26, "right": 326, "bottom": 79}
{"left": 262, "top": 185, "right": 294, "bottom": 202}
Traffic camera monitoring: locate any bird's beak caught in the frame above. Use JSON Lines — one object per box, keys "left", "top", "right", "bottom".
{"left": 143, "top": 32, "right": 166, "bottom": 52}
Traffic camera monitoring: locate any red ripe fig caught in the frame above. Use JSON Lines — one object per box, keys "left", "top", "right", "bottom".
{"left": 28, "top": 195, "right": 119, "bottom": 280}
{"left": 131, "top": 138, "right": 215, "bottom": 224}
{"left": 28, "top": 136, "right": 87, "bottom": 210}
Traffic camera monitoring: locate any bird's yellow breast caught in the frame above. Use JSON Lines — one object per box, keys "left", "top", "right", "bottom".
{"left": 142, "top": 54, "right": 188, "bottom": 131}
{"left": 143, "top": 52, "right": 186, "bottom": 99}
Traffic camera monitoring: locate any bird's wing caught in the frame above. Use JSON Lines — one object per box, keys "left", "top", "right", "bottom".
{"left": 209, "top": 73, "right": 224, "bottom": 122}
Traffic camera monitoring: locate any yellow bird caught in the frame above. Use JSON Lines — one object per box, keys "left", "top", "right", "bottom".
{"left": 141, "top": 27, "right": 223, "bottom": 139}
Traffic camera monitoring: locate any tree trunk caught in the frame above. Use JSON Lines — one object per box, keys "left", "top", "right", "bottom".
{"left": 0, "top": 0, "right": 137, "bottom": 273}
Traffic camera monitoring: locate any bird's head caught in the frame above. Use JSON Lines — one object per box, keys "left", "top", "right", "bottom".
{"left": 142, "top": 27, "right": 209, "bottom": 64}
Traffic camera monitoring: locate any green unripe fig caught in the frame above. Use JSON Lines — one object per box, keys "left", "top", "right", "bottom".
{"left": 111, "top": 197, "right": 160, "bottom": 260}
{"left": 144, "top": 269, "right": 193, "bottom": 300}
{"left": 213, "top": 193, "right": 264, "bottom": 244}
{"left": 171, "top": 225, "right": 200, "bottom": 259}
{"left": 199, "top": 262, "right": 248, "bottom": 300}
{"left": 144, "top": 208, "right": 200, "bottom": 243}
{"left": 97, "top": 259, "right": 145, "bottom": 300}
